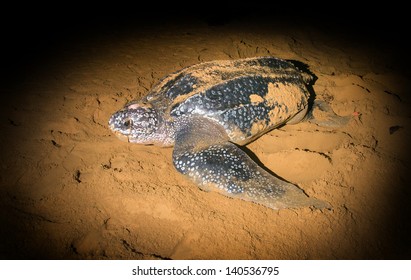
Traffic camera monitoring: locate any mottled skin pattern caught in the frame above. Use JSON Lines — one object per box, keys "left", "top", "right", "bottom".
{"left": 109, "top": 57, "right": 330, "bottom": 210}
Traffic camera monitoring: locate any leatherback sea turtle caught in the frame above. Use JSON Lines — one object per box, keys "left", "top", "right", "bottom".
{"left": 109, "top": 56, "right": 347, "bottom": 210}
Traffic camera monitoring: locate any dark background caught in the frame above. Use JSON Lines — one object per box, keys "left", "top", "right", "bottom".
{"left": 1, "top": 3, "right": 410, "bottom": 259}
{"left": 1, "top": 3, "right": 409, "bottom": 86}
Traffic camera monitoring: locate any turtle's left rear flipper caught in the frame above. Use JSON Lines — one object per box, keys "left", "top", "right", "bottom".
{"left": 173, "top": 117, "right": 330, "bottom": 210}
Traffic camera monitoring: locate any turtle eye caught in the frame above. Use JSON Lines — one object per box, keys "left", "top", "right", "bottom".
{"left": 123, "top": 119, "right": 133, "bottom": 128}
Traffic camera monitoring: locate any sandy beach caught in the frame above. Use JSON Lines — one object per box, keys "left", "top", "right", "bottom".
{"left": 1, "top": 8, "right": 410, "bottom": 259}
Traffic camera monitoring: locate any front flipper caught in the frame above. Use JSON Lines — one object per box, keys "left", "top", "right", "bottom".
{"left": 173, "top": 117, "right": 330, "bottom": 210}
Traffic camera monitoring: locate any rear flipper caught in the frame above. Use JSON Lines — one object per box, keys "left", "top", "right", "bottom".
{"left": 173, "top": 117, "right": 330, "bottom": 210}
{"left": 306, "top": 100, "right": 352, "bottom": 128}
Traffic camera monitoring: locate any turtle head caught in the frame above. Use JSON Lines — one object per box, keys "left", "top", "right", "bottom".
{"left": 108, "top": 102, "right": 160, "bottom": 144}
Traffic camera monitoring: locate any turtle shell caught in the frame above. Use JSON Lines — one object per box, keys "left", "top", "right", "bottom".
{"left": 143, "top": 56, "right": 311, "bottom": 145}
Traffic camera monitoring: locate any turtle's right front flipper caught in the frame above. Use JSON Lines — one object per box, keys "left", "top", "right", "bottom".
{"left": 173, "top": 117, "right": 330, "bottom": 210}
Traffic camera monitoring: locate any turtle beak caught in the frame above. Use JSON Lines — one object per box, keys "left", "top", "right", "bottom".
{"left": 108, "top": 122, "right": 131, "bottom": 143}
{"left": 113, "top": 131, "right": 130, "bottom": 142}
